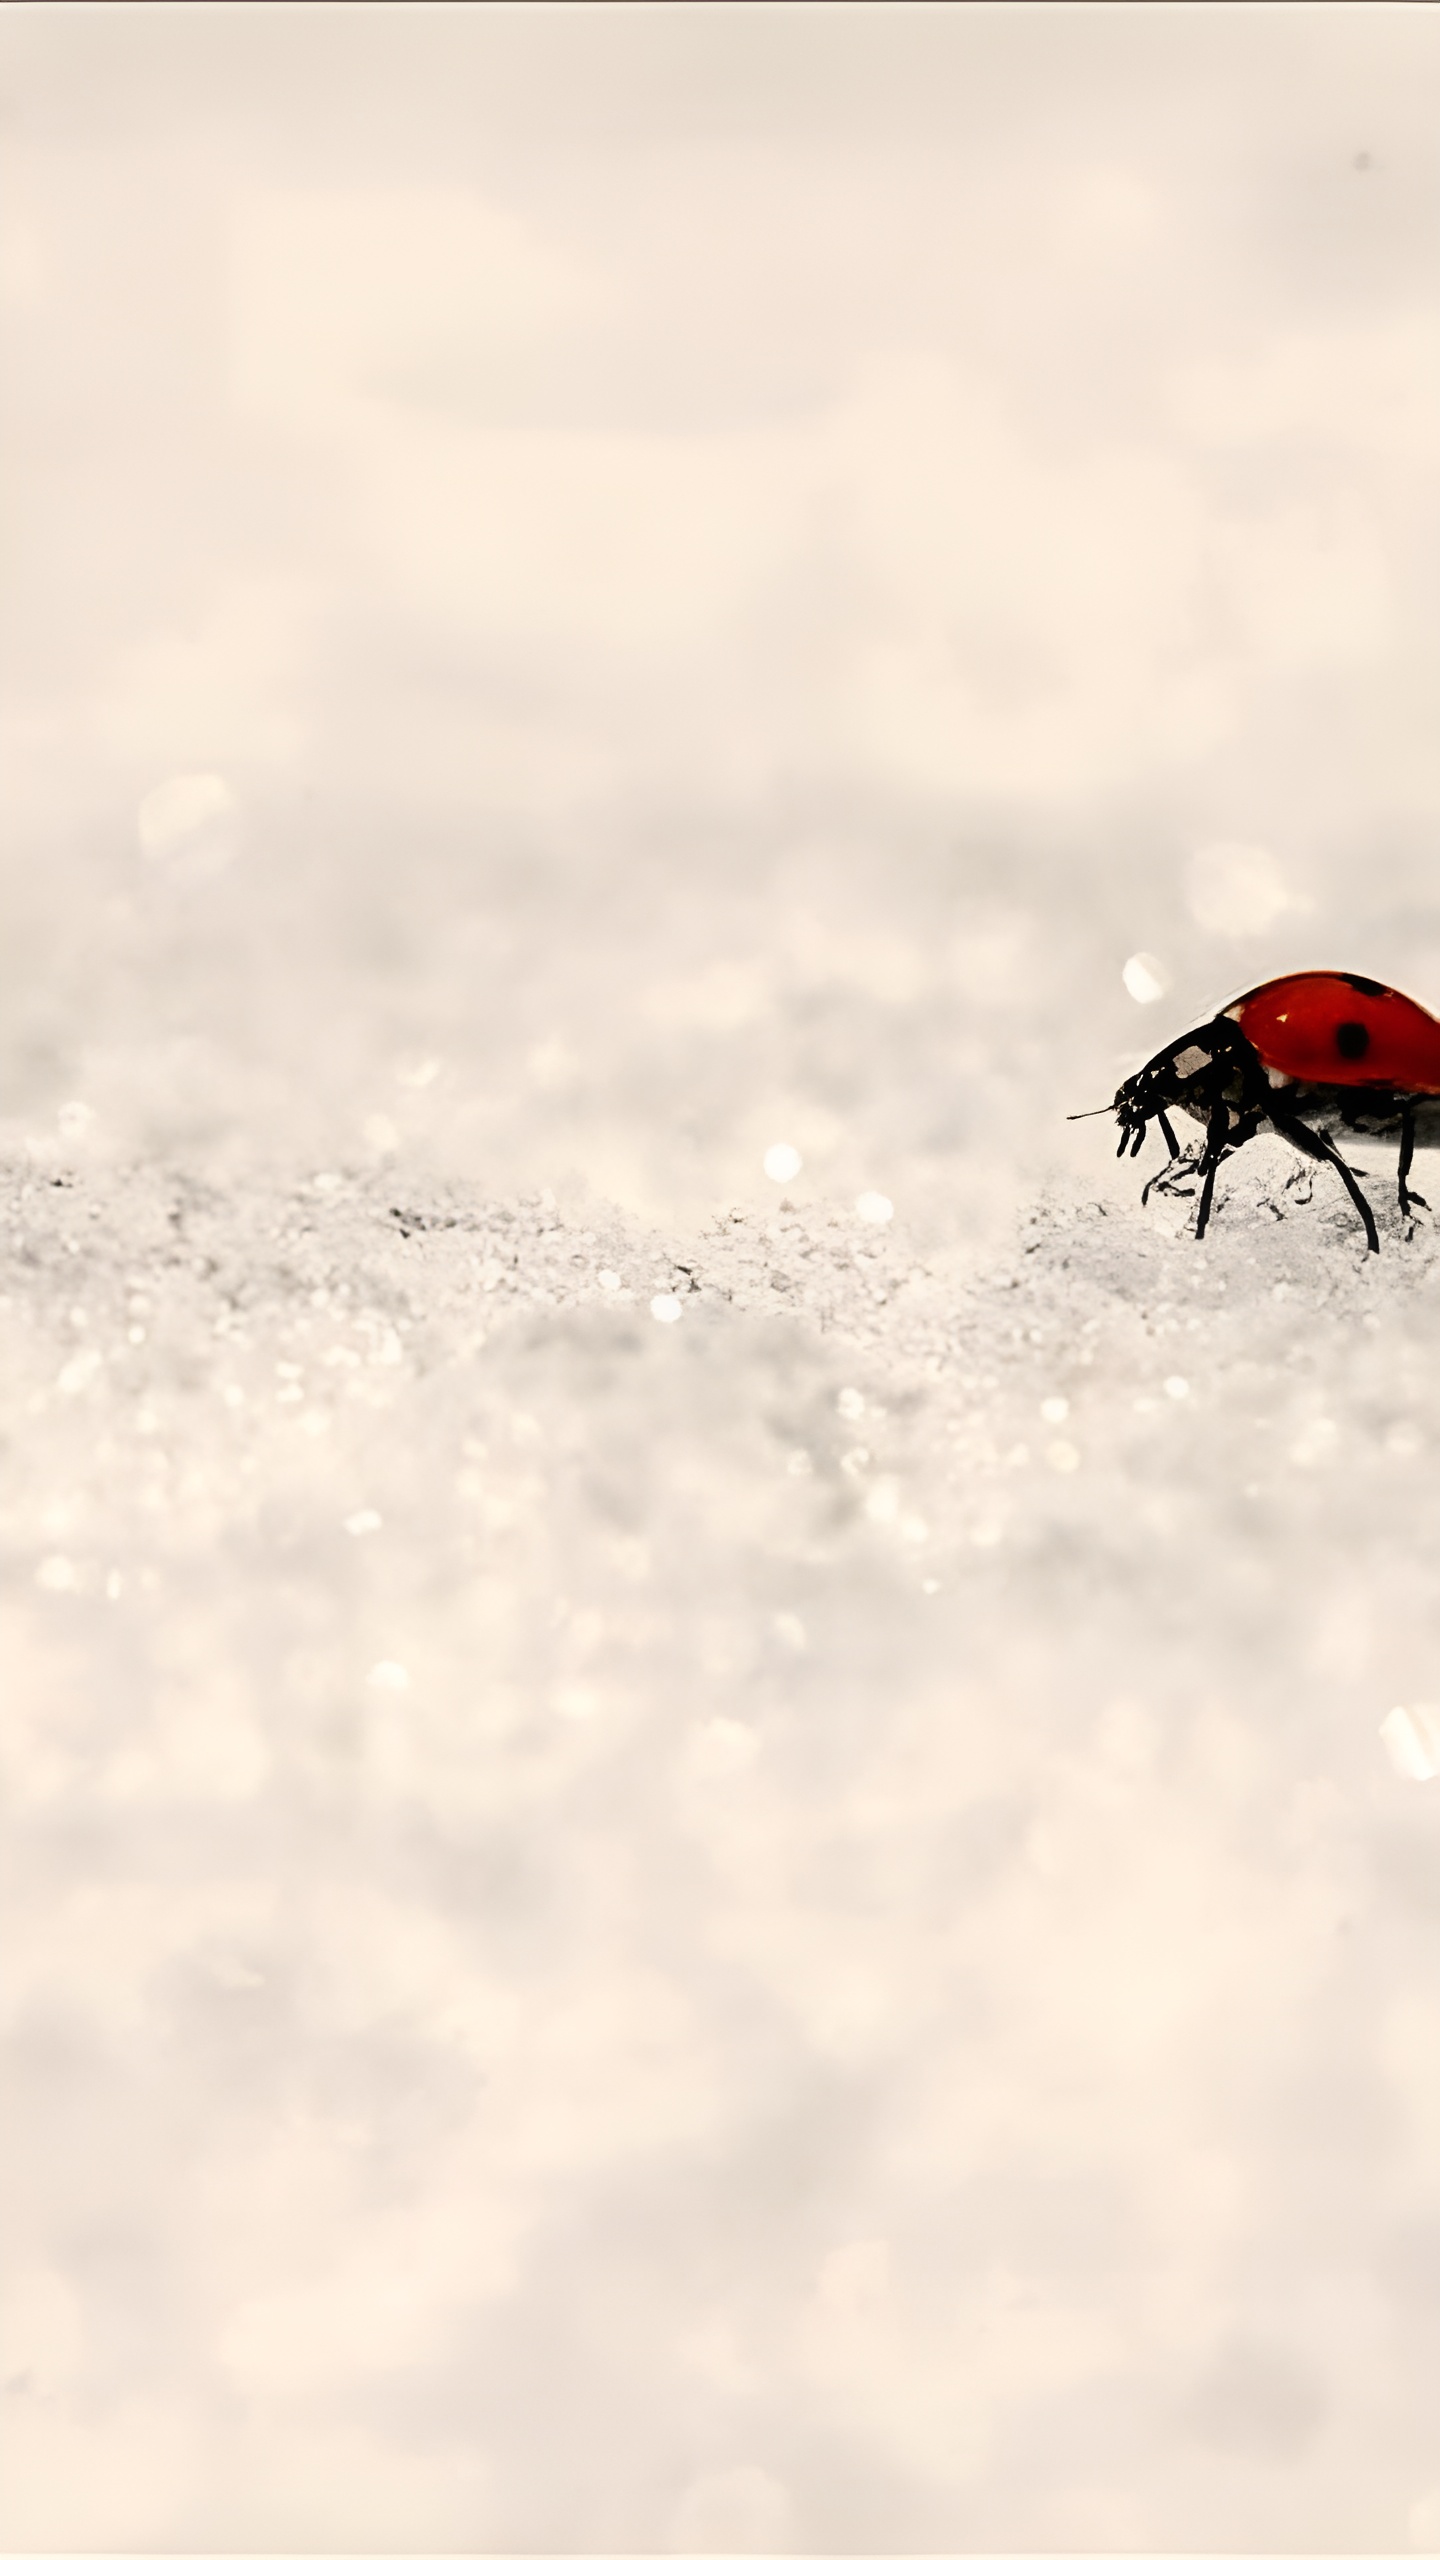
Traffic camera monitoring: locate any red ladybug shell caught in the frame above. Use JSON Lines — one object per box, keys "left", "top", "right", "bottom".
{"left": 1230, "top": 972, "right": 1440, "bottom": 1094}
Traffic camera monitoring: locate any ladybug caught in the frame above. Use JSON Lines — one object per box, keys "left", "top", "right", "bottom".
{"left": 1080, "top": 971, "right": 1440, "bottom": 1254}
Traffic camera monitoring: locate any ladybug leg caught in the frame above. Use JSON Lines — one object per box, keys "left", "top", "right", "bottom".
{"left": 1142, "top": 1159, "right": 1200, "bottom": 1206}
{"left": 1274, "top": 1109, "right": 1379, "bottom": 1254}
{"left": 1141, "top": 1113, "right": 1200, "bottom": 1206}
{"left": 1192, "top": 1100, "right": 1231, "bottom": 1242}
{"left": 1141, "top": 1157, "right": 1198, "bottom": 1207}
{"left": 1398, "top": 1105, "right": 1429, "bottom": 1217}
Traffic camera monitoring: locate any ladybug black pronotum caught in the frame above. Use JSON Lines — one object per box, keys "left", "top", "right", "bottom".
{"left": 1082, "top": 971, "right": 1440, "bottom": 1255}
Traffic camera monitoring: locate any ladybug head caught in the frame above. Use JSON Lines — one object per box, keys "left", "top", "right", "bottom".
{"left": 1109, "top": 1017, "right": 1254, "bottom": 1158}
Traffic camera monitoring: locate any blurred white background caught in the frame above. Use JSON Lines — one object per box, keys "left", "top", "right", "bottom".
{"left": 3, "top": 1, "right": 1440, "bottom": 1217}
{"left": 5, "top": 8, "right": 1440, "bottom": 2553}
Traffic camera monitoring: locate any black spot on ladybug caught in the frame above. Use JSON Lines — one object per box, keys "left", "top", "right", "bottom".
{"left": 1340, "top": 974, "right": 1387, "bottom": 997}
{"left": 1335, "top": 1020, "right": 1370, "bottom": 1060}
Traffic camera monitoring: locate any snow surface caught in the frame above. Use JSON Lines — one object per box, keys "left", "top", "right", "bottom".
{"left": 9, "top": 994, "right": 1440, "bottom": 2555}
{"left": 5, "top": 5, "right": 1440, "bottom": 2552}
